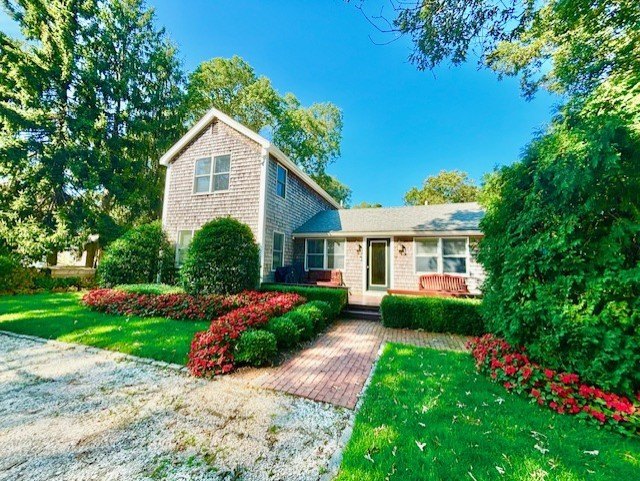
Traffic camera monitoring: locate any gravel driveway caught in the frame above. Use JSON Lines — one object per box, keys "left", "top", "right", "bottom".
{"left": 0, "top": 333, "right": 352, "bottom": 481}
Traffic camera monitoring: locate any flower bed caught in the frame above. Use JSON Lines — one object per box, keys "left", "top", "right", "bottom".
{"left": 82, "top": 288, "right": 277, "bottom": 321}
{"left": 188, "top": 292, "right": 305, "bottom": 377}
{"left": 468, "top": 334, "right": 640, "bottom": 436}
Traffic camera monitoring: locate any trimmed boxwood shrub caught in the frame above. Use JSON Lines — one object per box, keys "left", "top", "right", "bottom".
{"left": 285, "top": 310, "right": 314, "bottom": 341}
{"left": 260, "top": 284, "right": 347, "bottom": 319}
{"left": 266, "top": 316, "right": 300, "bottom": 349}
{"left": 380, "top": 295, "right": 484, "bottom": 336}
{"left": 181, "top": 218, "right": 260, "bottom": 295}
{"left": 97, "top": 221, "right": 173, "bottom": 287}
{"left": 235, "top": 330, "right": 277, "bottom": 366}
{"left": 296, "top": 301, "right": 330, "bottom": 331}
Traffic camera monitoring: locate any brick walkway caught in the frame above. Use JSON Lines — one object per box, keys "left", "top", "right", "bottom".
{"left": 252, "top": 320, "right": 469, "bottom": 409}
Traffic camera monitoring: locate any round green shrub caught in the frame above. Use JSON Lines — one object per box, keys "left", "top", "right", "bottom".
{"left": 180, "top": 217, "right": 260, "bottom": 295}
{"left": 285, "top": 310, "right": 314, "bottom": 341}
{"left": 297, "top": 301, "right": 331, "bottom": 331}
{"left": 235, "top": 330, "right": 277, "bottom": 366}
{"left": 266, "top": 316, "right": 300, "bottom": 349}
{"left": 97, "top": 221, "right": 173, "bottom": 287}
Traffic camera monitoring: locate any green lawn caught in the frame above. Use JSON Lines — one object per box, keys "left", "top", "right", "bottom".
{"left": 0, "top": 292, "right": 209, "bottom": 365}
{"left": 336, "top": 344, "right": 640, "bottom": 481}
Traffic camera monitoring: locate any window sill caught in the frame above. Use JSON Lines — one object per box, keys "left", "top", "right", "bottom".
{"left": 192, "top": 190, "right": 230, "bottom": 196}
{"left": 415, "top": 271, "right": 469, "bottom": 277}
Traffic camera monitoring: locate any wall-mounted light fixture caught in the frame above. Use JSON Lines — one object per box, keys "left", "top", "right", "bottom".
{"left": 398, "top": 243, "right": 407, "bottom": 256}
{"left": 356, "top": 243, "right": 362, "bottom": 255}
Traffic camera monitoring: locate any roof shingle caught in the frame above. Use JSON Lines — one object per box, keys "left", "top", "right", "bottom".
{"left": 293, "top": 202, "right": 484, "bottom": 236}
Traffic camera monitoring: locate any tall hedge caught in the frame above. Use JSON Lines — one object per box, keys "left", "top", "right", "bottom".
{"left": 478, "top": 82, "right": 640, "bottom": 396}
{"left": 97, "top": 221, "right": 173, "bottom": 287}
{"left": 180, "top": 217, "right": 260, "bottom": 295}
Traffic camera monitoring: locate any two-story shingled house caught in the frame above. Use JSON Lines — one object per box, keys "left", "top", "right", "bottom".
{"left": 160, "top": 108, "right": 485, "bottom": 298}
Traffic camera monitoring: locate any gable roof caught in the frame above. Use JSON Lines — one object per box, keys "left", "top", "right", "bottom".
{"left": 293, "top": 202, "right": 484, "bottom": 237}
{"left": 159, "top": 107, "right": 341, "bottom": 209}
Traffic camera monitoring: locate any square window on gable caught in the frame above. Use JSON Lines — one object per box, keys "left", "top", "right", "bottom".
{"left": 193, "top": 157, "right": 212, "bottom": 194}
{"left": 213, "top": 154, "right": 230, "bottom": 191}
{"left": 193, "top": 155, "right": 230, "bottom": 194}
{"left": 276, "top": 163, "right": 287, "bottom": 198}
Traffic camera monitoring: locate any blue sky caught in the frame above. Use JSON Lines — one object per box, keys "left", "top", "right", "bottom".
{"left": 1, "top": 1, "right": 558, "bottom": 206}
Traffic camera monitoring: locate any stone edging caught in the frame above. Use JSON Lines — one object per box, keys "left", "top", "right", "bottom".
{"left": 0, "top": 330, "right": 190, "bottom": 374}
{"left": 319, "top": 341, "right": 387, "bottom": 481}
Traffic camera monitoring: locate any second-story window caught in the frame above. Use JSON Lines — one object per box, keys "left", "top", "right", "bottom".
{"left": 276, "top": 163, "right": 287, "bottom": 198}
{"left": 193, "top": 155, "right": 230, "bottom": 194}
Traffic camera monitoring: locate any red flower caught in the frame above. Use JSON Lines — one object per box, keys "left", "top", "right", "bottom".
{"left": 466, "top": 333, "right": 640, "bottom": 434}
{"left": 505, "top": 365, "right": 517, "bottom": 376}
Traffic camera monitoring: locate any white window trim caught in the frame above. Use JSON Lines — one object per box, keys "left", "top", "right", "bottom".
{"left": 175, "top": 228, "right": 196, "bottom": 267}
{"left": 414, "top": 237, "right": 470, "bottom": 276}
{"left": 192, "top": 154, "right": 231, "bottom": 195}
{"left": 271, "top": 231, "right": 285, "bottom": 272}
{"left": 304, "top": 238, "right": 346, "bottom": 271}
{"left": 275, "top": 162, "right": 288, "bottom": 199}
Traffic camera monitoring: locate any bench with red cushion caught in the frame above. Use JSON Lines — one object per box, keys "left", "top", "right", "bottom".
{"left": 388, "top": 273, "right": 470, "bottom": 297}
{"left": 306, "top": 269, "right": 343, "bottom": 287}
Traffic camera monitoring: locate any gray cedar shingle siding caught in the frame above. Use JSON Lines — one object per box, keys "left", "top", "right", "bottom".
{"left": 262, "top": 156, "right": 336, "bottom": 281}
{"left": 163, "top": 120, "right": 263, "bottom": 244}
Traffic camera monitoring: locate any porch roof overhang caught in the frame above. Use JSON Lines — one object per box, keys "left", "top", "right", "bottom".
{"left": 293, "top": 202, "right": 485, "bottom": 238}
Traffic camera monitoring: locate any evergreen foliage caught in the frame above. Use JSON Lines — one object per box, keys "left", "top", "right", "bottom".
{"left": 97, "top": 221, "right": 173, "bottom": 287}
{"left": 180, "top": 218, "right": 260, "bottom": 295}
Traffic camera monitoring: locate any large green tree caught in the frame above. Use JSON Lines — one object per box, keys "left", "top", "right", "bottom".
{"left": 185, "top": 56, "right": 350, "bottom": 204}
{"left": 368, "top": 0, "right": 640, "bottom": 393}
{"left": 368, "top": 0, "right": 639, "bottom": 98}
{"left": 352, "top": 201, "right": 382, "bottom": 209}
{"left": 0, "top": 0, "right": 185, "bottom": 262}
{"left": 404, "top": 170, "right": 479, "bottom": 205}
{"left": 479, "top": 76, "right": 640, "bottom": 394}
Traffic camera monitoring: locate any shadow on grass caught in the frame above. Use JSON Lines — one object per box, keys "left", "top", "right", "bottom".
{"left": 335, "top": 344, "right": 640, "bottom": 481}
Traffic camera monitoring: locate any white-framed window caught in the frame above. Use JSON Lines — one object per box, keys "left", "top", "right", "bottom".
{"left": 327, "top": 239, "right": 345, "bottom": 269}
{"left": 175, "top": 230, "right": 194, "bottom": 267}
{"left": 305, "top": 239, "right": 325, "bottom": 270}
{"left": 442, "top": 238, "right": 467, "bottom": 274}
{"left": 272, "top": 232, "right": 285, "bottom": 271}
{"left": 305, "top": 238, "right": 346, "bottom": 270}
{"left": 193, "top": 154, "right": 230, "bottom": 194}
{"left": 414, "top": 237, "right": 469, "bottom": 275}
{"left": 276, "top": 163, "right": 287, "bottom": 198}
{"left": 415, "top": 238, "right": 438, "bottom": 273}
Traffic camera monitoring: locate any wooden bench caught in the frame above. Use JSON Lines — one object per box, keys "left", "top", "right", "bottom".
{"left": 388, "top": 273, "right": 470, "bottom": 298}
{"left": 307, "top": 269, "right": 344, "bottom": 287}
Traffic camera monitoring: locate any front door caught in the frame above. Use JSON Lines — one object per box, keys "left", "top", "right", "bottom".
{"left": 367, "top": 239, "right": 389, "bottom": 291}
